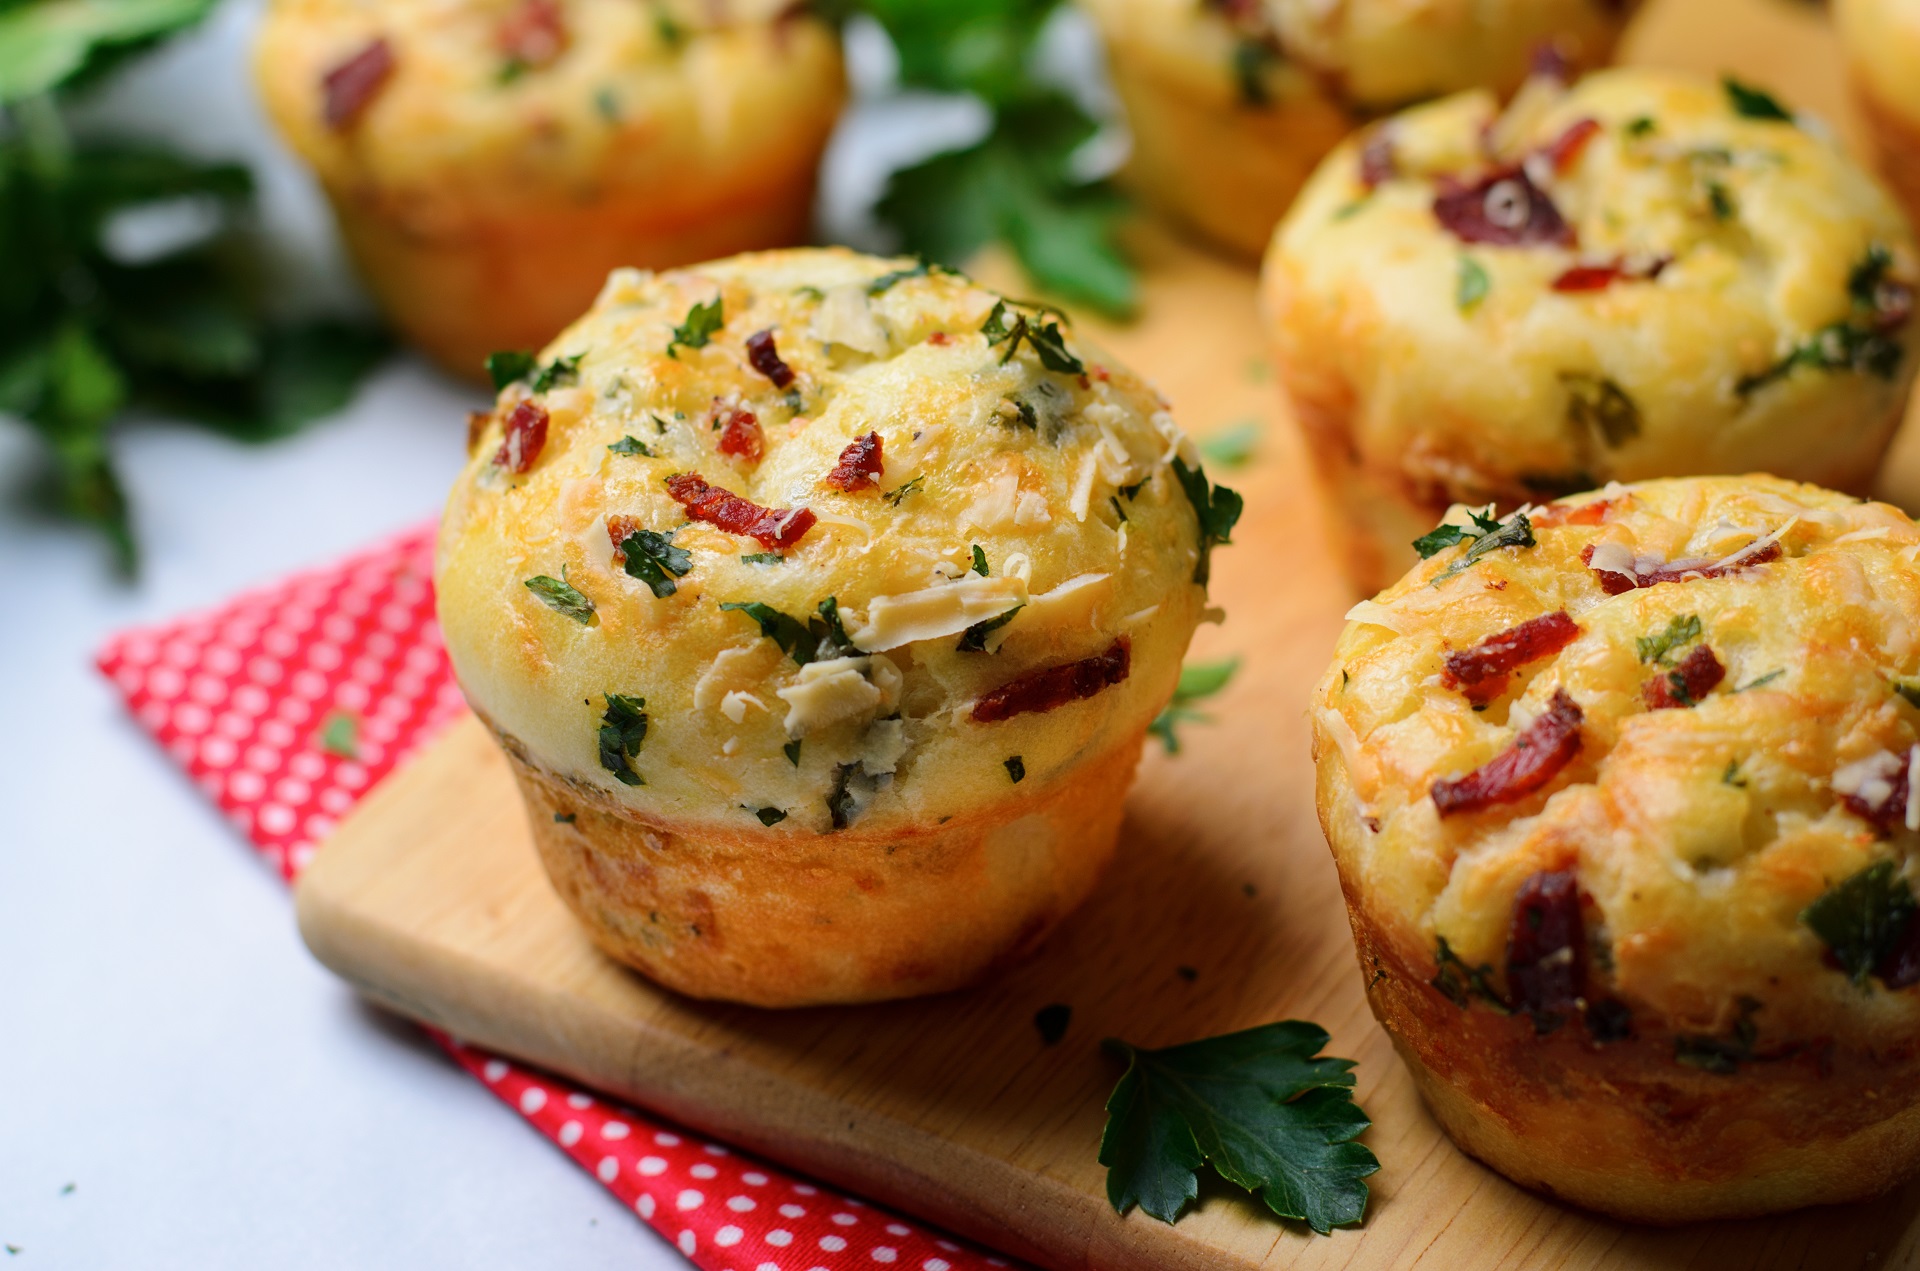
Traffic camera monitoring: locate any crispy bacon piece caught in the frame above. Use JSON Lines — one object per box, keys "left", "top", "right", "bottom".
{"left": 746, "top": 329, "right": 796, "bottom": 388}
{"left": 1581, "top": 540, "right": 1782, "bottom": 594}
{"left": 713, "top": 404, "right": 763, "bottom": 461}
{"left": 1539, "top": 117, "right": 1602, "bottom": 174}
{"left": 605, "top": 514, "right": 642, "bottom": 563}
{"left": 665, "top": 473, "right": 815, "bottom": 551}
{"left": 493, "top": 401, "right": 548, "bottom": 473}
{"left": 1532, "top": 497, "right": 1616, "bottom": 528}
{"left": 1550, "top": 255, "right": 1670, "bottom": 293}
{"left": 1433, "top": 166, "right": 1574, "bottom": 248}
{"left": 1443, "top": 611, "right": 1581, "bottom": 706}
{"left": 498, "top": 0, "right": 566, "bottom": 68}
{"left": 1359, "top": 129, "right": 1397, "bottom": 189}
{"left": 927, "top": 332, "right": 953, "bottom": 346}
{"left": 1432, "top": 688, "right": 1583, "bottom": 816}
{"left": 1838, "top": 748, "right": 1914, "bottom": 838}
{"left": 971, "top": 639, "right": 1131, "bottom": 724}
{"left": 1507, "top": 869, "right": 1586, "bottom": 1031}
{"left": 1643, "top": 644, "right": 1725, "bottom": 710}
{"left": 1871, "top": 278, "right": 1915, "bottom": 333}
{"left": 322, "top": 38, "right": 394, "bottom": 131}
{"left": 823, "top": 432, "right": 884, "bottom": 492}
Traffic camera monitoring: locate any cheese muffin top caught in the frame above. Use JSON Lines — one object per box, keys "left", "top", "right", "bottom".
{"left": 1317, "top": 475, "right": 1920, "bottom": 1039}
{"left": 437, "top": 249, "right": 1228, "bottom": 835}
{"left": 1837, "top": 0, "right": 1920, "bottom": 125}
{"left": 255, "top": 0, "right": 842, "bottom": 218}
{"left": 1269, "top": 67, "right": 1918, "bottom": 504}
{"left": 1082, "top": 0, "right": 1628, "bottom": 111}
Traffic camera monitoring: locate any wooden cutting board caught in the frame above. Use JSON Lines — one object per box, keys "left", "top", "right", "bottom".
{"left": 294, "top": 2, "right": 1920, "bottom": 1266}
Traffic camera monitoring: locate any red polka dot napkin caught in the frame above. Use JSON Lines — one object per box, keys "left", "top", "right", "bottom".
{"left": 95, "top": 520, "right": 1024, "bottom": 1271}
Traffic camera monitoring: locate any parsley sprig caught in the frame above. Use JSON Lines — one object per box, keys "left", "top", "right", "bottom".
{"left": 1171, "top": 457, "right": 1243, "bottom": 586}
{"left": 524, "top": 567, "right": 595, "bottom": 623}
{"left": 1802, "top": 860, "right": 1919, "bottom": 988}
{"left": 1413, "top": 507, "right": 1536, "bottom": 582}
{"left": 597, "top": 693, "right": 648, "bottom": 786}
{"left": 1099, "top": 1022, "right": 1378, "bottom": 1234}
{"left": 1636, "top": 614, "right": 1701, "bottom": 666}
{"left": 666, "top": 297, "right": 723, "bottom": 358}
{"left": 981, "top": 299, "right": 1084, "bottom": 374}
{"left": 619, "top": 529, "right": 691, "bottom": 598}
{"left": 721, "top": 597, "right": 860, "bottom": 665}
{"left": 1149, "top": 657, "right": 1239, "bottom": 754}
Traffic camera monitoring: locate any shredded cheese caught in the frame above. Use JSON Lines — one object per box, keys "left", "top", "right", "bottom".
{"left": 1343, "top": 599, "right": 1407, "bottom": 633}
{"left": 848, "top": 575, "right": 1029, "bottom": 651}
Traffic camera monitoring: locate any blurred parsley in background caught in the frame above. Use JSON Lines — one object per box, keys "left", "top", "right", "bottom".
{"left": 0, "top": 0, "right": 387, "bottom": 575}
{"left": 850, "top": 0, "right": 1138, "bottom": 319}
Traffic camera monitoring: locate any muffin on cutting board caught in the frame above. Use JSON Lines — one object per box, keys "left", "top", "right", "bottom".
{"left": 256, "top": 0, "right": 845, "bottom": 378}
{"left": 1314, "top": 474, "right": 1920, "bottom": 1221}
{"left": 1262, "top": 66, "right": 1918, "bottom": 594}
{"left": 1837, "top": 0, "right": 1920, "bottom": 229}
{"left": 435, "top": 247, "right": 1239, "bottom": 1007}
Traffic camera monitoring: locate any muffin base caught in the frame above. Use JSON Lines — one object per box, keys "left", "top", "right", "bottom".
{"left": 1856, "top": 80, "right": 1920, "bottom": 234}
{"left": 1317, "top": 750, "right": 1920, "bottom": 1223}
{"left": 491, "top": 718, "right": 1142, "bottom": 1008}
{"left": 330, "top": 164, "right": 819, "bottom": 381}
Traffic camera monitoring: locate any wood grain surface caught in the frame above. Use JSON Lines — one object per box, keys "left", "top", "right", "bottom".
{"left": 295, "top": 2, "right": 1920, "bottom": 1265}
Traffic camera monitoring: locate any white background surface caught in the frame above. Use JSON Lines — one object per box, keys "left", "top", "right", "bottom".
{"left": 0, "top": 3, "right": 1052, "bottom": 1265}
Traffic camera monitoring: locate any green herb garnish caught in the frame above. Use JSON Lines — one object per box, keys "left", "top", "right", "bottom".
{"left": 1198, "top": 421, "right": 1259, "bottom": 469}
{"left": 597, "top": 693, "right": 648, "bottom": 786}
{"left": 1737, "top": 321, "right": 1902, "bottom": 396}
{"left": 619, "top": 529, "right": 691, "bottom": 598}
{"left": 882, "top": 475, "right": 925, "bottom": 507}
{"left": 1430, "top": 936, "right": 1511, "bottom": 1013}
{"left": 741, "top": 551, "right": 784, "bottom": 565}
{"left": 1724, "top": 75, "right": 1795, "bottom": 124}
{"left": 1625, "top": 115, "right": 1657, "bottom": 138}
{"left": 1098, "top": 1023, "right": 1379, "bottom": 1234}
{"left": 1562, "top": 372, "right": 1641, "bottom": 447}
{"left": 720, "top": 597, "right": 857, "bottom": 666}
{"left": 1802, "top": 860, "right": 1918, "bottom": 987}
{"left": 607, "top": 435, "right": 652, "bottom": 456}
{"left": 957, "top": 604, "right": 1023, "bottom": 653}
{"left": 826, "top": 762, "right": 859, "bottom": 829}
{"left": 1674, "top": 996, "right": 1763, "bottom": 1074}
{"left": 1636, "top": 614, "right": 1701, "bottom": 665}
{"left": 1736, "top": 669, "right": 1786, "bottom": 692}
{"left": 317, "top": 710, "right": 359, "bottom": 760}
{"left": 667, "top": 297, "right": 723, "bottom": 358}
{"left": 1149, "top": 657, "right": 1240, "bottom": 754}
{"left": 754, "top": 807, "right": 787, "bottom": 827}
{"left": 524, "top": 566, "right": 595, "bottom": 623}
{"left": 1004, "top": 755, "right": 1026, "bottom": 783}
{"left": 970, "top": 544, "right": 989, "bottom": 576}
{"left": 486, "top": 350, "right": 537, "bottom": 391}
{"left": 783, "top": 738, "right": 803, "bottom": 767}
{"left": 1170, "top": 456, "right": 1243, "bottom": 587}
{"left": 1414, "top": 507, "right": 1535, "bottom": 580}
{"left": 981, "top": 299, "right": 1085, "bottom": 374}
{"left": 1456, "top": 255, "right": 1490, "bottom": 313}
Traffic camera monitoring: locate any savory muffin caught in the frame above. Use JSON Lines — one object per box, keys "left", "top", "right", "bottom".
{"left": 254, "top": 0, "right": 845, "bottom": 378}
{"left": 1079, "top": 0, "right": 1636, "bottom": 258}
{"left": 1837, "top": 0, "right": 1920, "bottom": 227}
{"left": 435, "top": 247, "right": 1233, "bottom": 1006}
{"left": 1262, "top": 67, "right": 1919, "bottom": 595}
{"left": 1314, "top": 474, "right": 1920, "bottom": 1222}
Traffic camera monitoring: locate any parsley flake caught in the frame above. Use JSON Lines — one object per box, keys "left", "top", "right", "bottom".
{"left": 1149, "top": 657, "right": 1240, "bottom": 754}
{"left": 1736, "top": 669, "right": 1786, "bottom": 692}
{"left": 619, "top": 529, "right": 691, "bottom": 599}
{"left": 525, "top": 566, "right": 595, "bottom": 624}
{"left": 1456, "top": 255, "right": 1490, "bottom": 312}
{"left": 485, "top": 350, "right": 537, "bottom": 391}
{"left": 754, "top": 807, "right": 788, "bottom": 827}
{"left": 783, "top": 739, "right": 803, "bottom": 767}
{"left": 1198, "top": 421, "right": 1260, "bottom": 469}
{"left": 1636, "top": 614, "right": 1701, "bottom": 665}
{"left": 1561, "top": 373, "right": 1642, "bottom": 447}
{"left": 1099, "top": 1022, "right": 1379, "bottom": 1234}
{"left": 982, "top": 299, "right": 1085, "bottom": 375}
{"left": 667, "top": 297, "right": 723, "bottom": 358}
{"left": 1415, "top": 507, "right": 1535, "bottom": 580}
{"left": 1005, "top": 755, "right": 1026, "bottom": 783}
{"left": 1170, "top": 457, "right": 1243, "bottom": 586}
{"left": 958, "top": 605, "right": 1023, "bottom": 653}
{"left": 1430, "top": 936, "right": 1511, "bottom": 1013}
{"left": 882, "top": 475, "right": 925, "bottom": 507}
{"left": 1674, "top": 996, "right": 1763, "bottom": 1074}
{"left": 1724, "top": 75, "right": 1795, "bottom": 123}
{"left": 969, "top": 544, "right": 990, "bottom": 577}
{"left": 1802, "top": 860, "right": 1918, "bottom": 987}
{"left": 740, "top": 552, "right": 784, "bottom": 566}
{"left": 826, "top": 762, "right": 860, "bottom": 829}
{"left": 608, "top": 435, "right": 652, "bottom": 456}
{"left": 317, "top": 710, "right": 359, "bottom": 760}
{"left": 720, "top": 598, "right": 858, "bottom": 666}
{"left": 597, "top": 693, "right": 648, "bottom": 786}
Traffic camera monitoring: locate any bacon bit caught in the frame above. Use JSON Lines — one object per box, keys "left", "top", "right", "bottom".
{"left": 1507, "top": 869, "right": 1586, "bottom": 1031}
{"left": 1359, "top": 128, "right": 1397, "bottom": 189}
{"left": 1443, "top": 611, "right": 1581, "bottom": 706}
{"left": 1550, "top": 255, "right": 1670, "bottom": 293}
{"left": 713, "top": 404, "right": 763, "bottom": 461}
{"left": 1838, "top": 748, "right": 1914, "bottom": 838}
{"left": 665, "top": 473, "right": 816, "bottom": 551}
{"left": 1089, "top": 363, "right": 1111, "bottom": 382}
{"left": 1433, "top": 167, "right": 1574, "bottom": 248}
{"left": 745, "top": 329, "right": 796, "bottom": 389}
{"left": 971, "top": 639, "right": 1132, "bottom": 724}
{"left": 497, "top": 0, "right": 566, "bottom": 68}
{"left": 1581, "top": 540, "right": 1781, "bottom": 594}
{"left": 1533, "top": 498, "right": 1616, "bottom": 528}
{"left": 1643, "top": 644, "right": 1726, "bottom": 710}
{"left": 1432, "top": 688, "right": 1583, "bottom": 816}
{"left": 927, "top": 332, "right": 953, "bottom": 346}
{"left": 1871, "top": 278, "right": 1915, "bottom": 333}
{"left": 493, "top": 401, "right": 548, "bottom": 473}
{"left": 823, "top": 432, "right": 884, "bottom": 492}
{"left": 322, "top": 38, "right": 394, "bottom": 131}
{"left": 1539, "top": 117, "right": 1602, "bottom": 174}
{"left": 605, "top": 515, "right": 642, "bottom": 563}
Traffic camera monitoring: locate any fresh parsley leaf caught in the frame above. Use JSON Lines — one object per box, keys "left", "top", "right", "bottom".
{"left": 958, "top": 604, "right": 1023, "bottom": 653}
{"left": 316, "top": 710, "right": 359, "bottom": 760}
{"left": 1099, "top": 1022, "right": 1378, "bottom": 1234}
{"left": 1418, "top": 508, "right": 1536, "bottom": 582}
{"left": 971, "top": 544, "right": 989, "bottom": 576}
{"left": 754, "top": 807, "right": 788, "bottom": 826}
{"left": 486, "top": 350, "right": 536, "bottom": 391}
{"left": 720, "top": 597, "right": 857, "bottom": 666}
{"left": 783, "top": 738, "right": 803, "bottom": 767}
{"left": 1412, "top": 524, "right": 1470, "bottom": 559}
{"left": 1198, "top": 422, "right": 1259, "bottom": 469}
{"left": 1724, "top": 75, "right": 1795, "bottom": 123}
{"left": 1636, "top": 614, "right": 1701, "bottom": 665}
{"left": 1561, "top": 372, "right": 1641, "bottom": 447}
{"left": 981, "top": 299, "right": 1085, "bottom": 374}
{"left": 1231, "top": 36, "right": 1281, "bottom": 107}
{"left": 608, "top": 435, "right": 652, "bottom": 456}
{"left": 1737, "top": 669, "right": 1786, "bottom": 692}
{"left": 531, "top": 353, "right": 581, "bottom": 391}
{"left": 1802, "top": 861, "right": 1918, "bottom": 987}
{"left": 1170, "top": 457, "right": 1243, "bottom": 586}
{"left": 1149, "top": 656, "right": 1240, "bottom": 754}
{"left": 1004, "top": 755, "right": 1026, "bottom": 783}
{"left": 740, "top": 551, "right": 784, "bottom": 565}
{"left": 1456, "top": 255, "right": 1490, "bottom": 312}
{"left": 667, "top": 297, "right": 723, "bottom": 357}
{"left": 866, "top": 258, "right": 941, "bottom": 295}
{"left": 525, "top": 566, "right": 595, "bottom": 623}
{"left": 1737, "top": 321, "right": 1903, "bottom": 396}
{"left": 1674, "top": 996, "right": 1763, "bottom": 1074}
{"left": 1705, "top": 178, "right": 1737, "bottom": 222}
{"left": 598, "top": 693, "right": 648, "bottom": 786}
{"left": 620, "top": 529, "right": 691, "bottom": 599}
{"left": 1430, "top": 936, "right": 1511, "bottom": 1013}
{"left": 882, "top": 475, "right": 925, "bottom": 507}
{"left": 0, "top": 0, "right": 218, "bottom": 102}
{"left": 1625, "top": 115, "right": 1657, "bottom": 138}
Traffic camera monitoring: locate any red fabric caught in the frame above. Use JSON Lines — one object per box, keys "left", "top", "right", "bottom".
{"left": 94, "top": 519, "right": 1021, "bottom": 1271}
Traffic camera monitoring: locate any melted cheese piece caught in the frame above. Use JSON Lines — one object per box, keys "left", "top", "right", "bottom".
{"left": 848, "top": 575, "right": 1030, "bottom": 652}
{"left": 776, "top": 654, "right": 900, "bottom": 737}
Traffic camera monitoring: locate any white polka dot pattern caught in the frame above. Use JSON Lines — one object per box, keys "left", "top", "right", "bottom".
{"left": 94, "top": 520, "right": 1024, "bottom": 1271}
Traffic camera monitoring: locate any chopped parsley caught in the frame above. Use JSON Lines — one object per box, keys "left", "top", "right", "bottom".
{"left": 1561, "top": 372, "right": 1642, "bottom": 447}
{"left": 1722, "top": 759, "right": 1746, "bottom": 787}
{"left": 1737, "top": 321, "right": 1902, "bottom": 396}
{"left": 1430, "top": 936, "right": 1511, "bottom": 1013}
{"left": 1897, "top": 677, "right": 1920, "bottom": 709}
{"left": 1674, "top": 996, "right": 1763, "bottom": 1074}
{"left": 826, "top": 762, "right": 859, "bottom": 830}
{"left": 1198, "top": 421, "right": 1259, "bottom": 469}
{"left": 1636, "top": 614, "right": 1701, "bottom": 665}
{"left": 1005, "top": 755, "right": 1026, "bottom": 783}
{"left": 1736, "top": 669, "right": 1786, "bottom": 692}
{"left": 754, "top": 807, "right": 788, "bottom": 827}
{"left": 882, "top": 475, "right": 925, "bottom": 507}
{"left": 720, "top": 597, "right": 858, "bottom": 665}
{"left": 524, "top": 566, "right": 596, "bottom": 624}
{"left": 1704, "top": 178, "right": 1737, "bottom": 222}
{"left": 532, "top": 354, "right": 580, "bottom": 391}
{"left": 667, "top": 297, "right": 723, "bottom": 358}
{"left": 1456, "top": 255, "right": 1490, "bottom": 313}
{"left": 1099, "top": 1022, "right": 1379, "bottom": 1234}
{"left": 1801, "top": 860, "right": 1918, "bottom": 987}
{"left": 1034, "top": 1002, "right": 1070, "bottom": 1043}
{"left": 553, "top": 812, "right": 576, "bottom": 823}
{"left": 997, "top": 395, "right": 1039, "bottom": 431}
{"left": 485, "top": 349, "right": 537, "bottom": 391}
{"left": 740, "top": 552, "right": 784, "bottom": 566}
{"left": 958, "top": 605, "right": 1023, "bottom": 653}
{"left": 1231, "top": 36, "right": 1282, "bottom": 107}
{"left": 1724, "top": 75, "right": 1795, "bottom": 124}
{"left": 1413, "top": 507, "right": 1536, "bottom": 581}
{"left": 867, "top": 259, "right": 947, "bottom": 295}
{"left": 1625, "top": 115, "right": 1657, "bottom": 138}
{"left": 1170, "top": 457, "right": 1243, "bottom": 586}
{"left": 597, "top": 693, "right": 648, "bottom": 786}
{"left": 1149, "top": 657, "right": 1240, "bottom": 754}
{"left": 981, "top": 299, "right": 1085, "bottom": 375}
{"left": 783, "top": 739, "right": 803, "bottom": 767}
{"left": 1850, "top": 244, "right": 1899, "bottom": 310}
{"left": 317, "top": 710, "right": 360, "bottom": 760}
{"left": 971, "top": 544, "right": 989, "bottom": 576}
{"left": 608, "top": 435, "right": 652, "bottom": 456}
{"left": 619, "top": 529, "right": 692, "bottom": 599}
